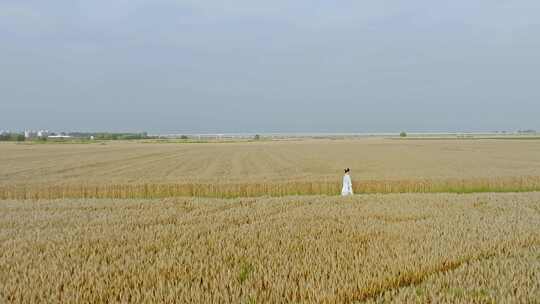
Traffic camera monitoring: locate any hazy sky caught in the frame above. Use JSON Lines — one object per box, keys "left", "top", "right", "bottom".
{"left": 1, "top": 1, "right": 539, "bottom": 133}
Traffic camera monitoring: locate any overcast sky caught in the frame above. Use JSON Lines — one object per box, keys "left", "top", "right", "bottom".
{"left": 1, "top": 1, "right": 539, "bottom": 133}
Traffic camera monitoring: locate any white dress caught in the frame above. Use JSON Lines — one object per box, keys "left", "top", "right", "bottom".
{"left": 341, "top": 174, "right": 354, "bottom": 196}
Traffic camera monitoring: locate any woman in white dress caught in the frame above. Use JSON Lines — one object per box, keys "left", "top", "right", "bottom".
{"left": 341, "top": 168, "right": 354, "bottom": 196}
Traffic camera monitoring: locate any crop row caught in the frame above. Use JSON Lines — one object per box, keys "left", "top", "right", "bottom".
{"left": 1, "top": 176, "right": 540, "bottom": 200}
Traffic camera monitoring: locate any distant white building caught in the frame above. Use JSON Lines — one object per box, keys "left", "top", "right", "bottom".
{"left": 48, "top": 135, "right": 72, "bottom": 139}
{"left": 0, "top": 130, "right": 8, "bottom": 136}
{"left": 24, "top": 130, "right": 49, "bottom": 139}
{"left": 24, "top": 130, "right": 38, "bottom": 139}
{"left": 37, "top": 130, "right": 49, "bottom": 138}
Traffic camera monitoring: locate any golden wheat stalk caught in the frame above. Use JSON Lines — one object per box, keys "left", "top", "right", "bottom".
{"left": 1, "top": 176, "right": 539, "bottom": 200}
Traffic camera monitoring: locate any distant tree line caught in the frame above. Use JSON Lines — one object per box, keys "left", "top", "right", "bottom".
{"left": 69, "top": 132, "right": 150, "bottom": 140}
{"left": 517, "top": 129, "right": 537, "bottom": 134}
{"left": 0, "top": 133, "right": 25, "bottom": 141}
{"left": 0, "top": 132, "right": 151, "bottom": 142}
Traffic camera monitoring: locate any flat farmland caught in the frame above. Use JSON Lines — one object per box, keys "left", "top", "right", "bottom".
{"left": 2, "top": 139, "right": 540, "bottom": 184}
{"left": 1, "top": 193, "right": 539, "bottom": 303}
{"left": 1, "top": 139, "right": 540, "bottom": 199}
{"left": 1, "top": 140, "right": 540, "bottom": 303}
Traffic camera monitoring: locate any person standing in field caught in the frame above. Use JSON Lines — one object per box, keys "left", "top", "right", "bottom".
{"left": 342, "top": 168, "right": 354, "bottom": 196}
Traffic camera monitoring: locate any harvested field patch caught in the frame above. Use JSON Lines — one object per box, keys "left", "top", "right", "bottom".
{"left": 2, "top": 139, "right": 540, "bottom": 199}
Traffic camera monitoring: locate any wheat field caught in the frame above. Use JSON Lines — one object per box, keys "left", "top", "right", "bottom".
{"left": 1, "top": 193, "right": 539, "bottom": 303}
{"left": 1, "top": 139, "right": 540, "bottom": 303}
{"left": 2, "top": 139, "right": 540, "bottom": 199}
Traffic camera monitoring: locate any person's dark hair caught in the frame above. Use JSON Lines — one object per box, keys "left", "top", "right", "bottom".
{"left": 344, "top": 168, "right": 350, "bottom": 173}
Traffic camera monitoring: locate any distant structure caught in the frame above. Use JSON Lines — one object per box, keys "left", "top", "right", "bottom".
{"left": 48, "top": 135, "right": 72, "bottom": 139}
{"left": 24, "top": 130, "right": 38, "bottom": 139}
{"left": 48, "top": 134, "right": 72, "bottom": 139}
{"left": 24, "top": 130, "right": 49, "bottom": 139}
{"left": 49, "top": 132, "right": 73, "bottom": 139}
{"left": 37, "top": 130, "right": 49, "bottom": 138}
{"left": 0, "top": 130, "right": 9, "bottom": 136}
